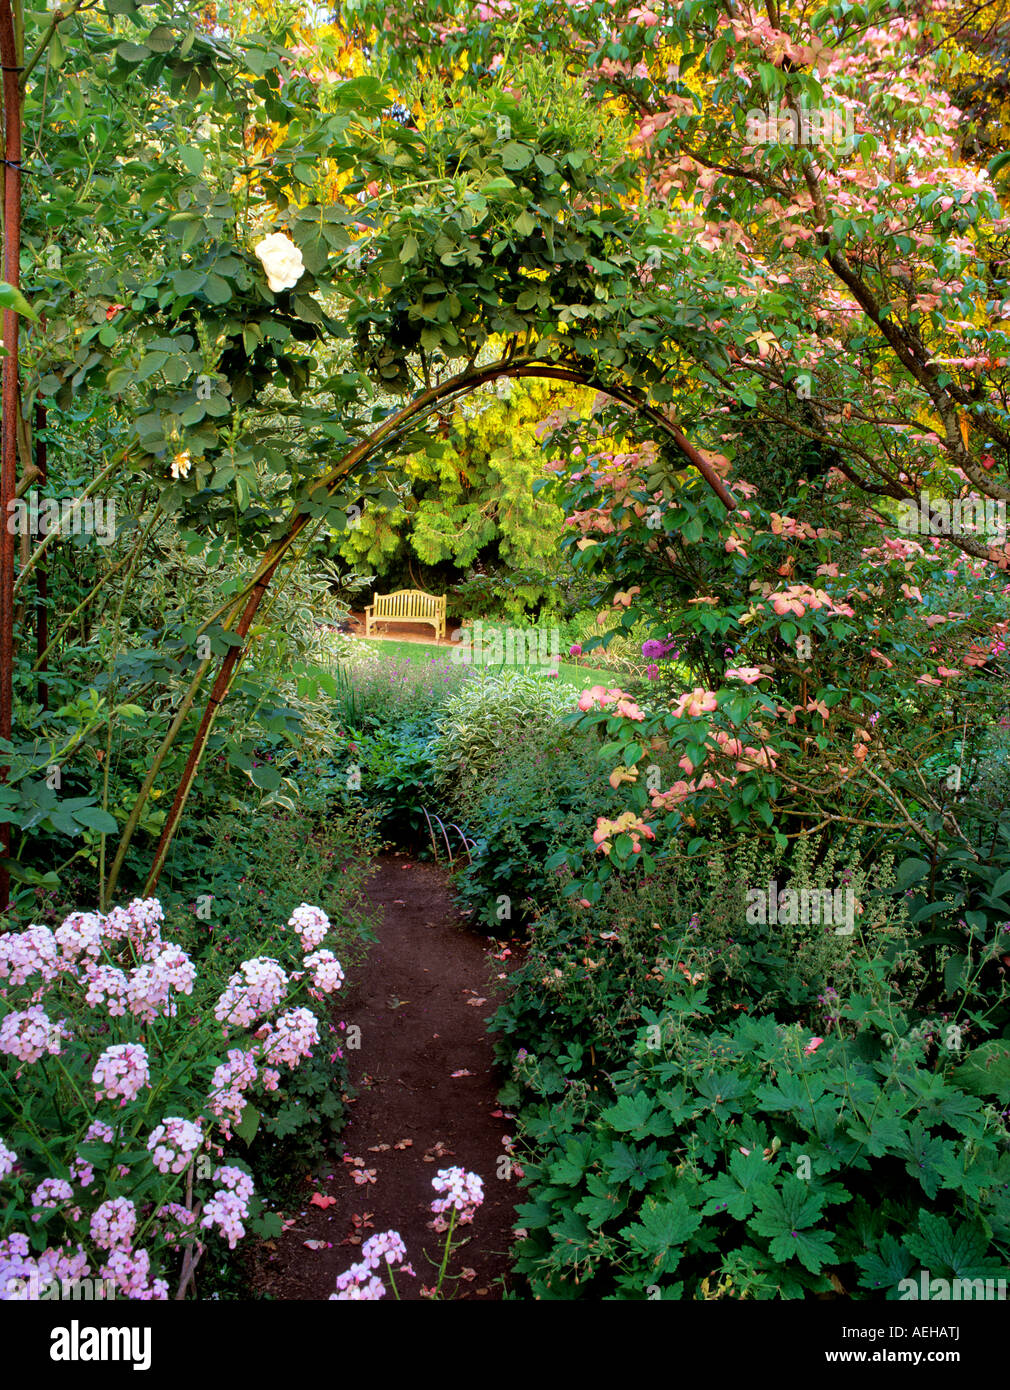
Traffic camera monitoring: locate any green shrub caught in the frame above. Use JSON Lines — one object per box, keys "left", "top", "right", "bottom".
{"left": 452, "top": 732, "right": 622, "bottom": 927}
{"left": 508, "top": 984, "right": 1010, "bottom": 1300}
{"left": 160, "top": 804, "right": 380, "bottom": 968}
{"left": 430, "top": 668, "right": 581, "bottom": 793}
{"left": 488, "top": 829, "right": 1010, "bottom": 1299}
{"left": 342, "top": 721, "right": 439, "bottom": 846}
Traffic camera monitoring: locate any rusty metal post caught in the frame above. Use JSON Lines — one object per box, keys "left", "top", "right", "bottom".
{"left": 0, "top": 0, "right": 20, "bottom": 913}
{"left": 35, "top": 399, "right": 46, "bottom": 710}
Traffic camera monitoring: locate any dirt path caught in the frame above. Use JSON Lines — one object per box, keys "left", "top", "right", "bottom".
{"left": 252, "top": 852, "right": 519, "bottom": 1300}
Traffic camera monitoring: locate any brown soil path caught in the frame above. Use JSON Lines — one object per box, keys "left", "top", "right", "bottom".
{"left": 252, "top": 852, "right": 520, "bottom": 1300}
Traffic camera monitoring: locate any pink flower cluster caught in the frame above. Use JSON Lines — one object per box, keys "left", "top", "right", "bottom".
{"left": 303, "top": 949, "right": 345, "bottom": 995}
{"left": 288, "top": 903, "right": 331, "bottom": 951}
{"left": 31, "top": 1178, "right": 74, "bottom": 1211}
{"left": 0, "top": 1140, "right": 16, "bottom": 1179}
{"left": 91, "top": 1042, "right": 150, "bottom": 1102}
{"left": 120, "top": 945, "right": 196, "bottom": 1023}
{"left": 90, "top": 1197, "right": 137, "bottom": 1251}
{"left": 200, "top": 1168, "right": 253, "bottom": 1250}
{"left": 592, "top": 811, "right": 656, "bottom": 857}
{"left": 576, "top": 684, "right": 645, "bottom": 719}
{"left": 214, "top": 1164, "right": 254, "bottom": 1202}
{"left": 147, "top": 1118, "right": 203, "bottom": 1175}
{"left": 0, "top": 1006, "right": 68, "bottom": 1063}
{"left": 156, "top": 1202, "right": 198, "bottom": 1247}
{"left": 0, "top": 924, "right": 61, "bottom": 987}
{"left": 208, "top": 1048, "right": 258, "bottom": 1126}
{"left": 361, "top": 1229, "right": 407, "bottom": 1266}
{"left": 329, "top": 1264, "right": 386, "bottom": 1300}
{"left": 83, "top": 965, "right": 129, "bottom": 1016}
{"left": 101, "top": 898, "right": 165, "bottom": 960}
{"left": 1, "top": 1234, "right": 90, "bottom": 1301}
{"left": 1, "top": 900, "right": 190, "bottom": 1030}
{"left": 214, "top": 957, "right": 289, "bottom": 1028}
{"left": 53, "top": 911, "right": 104, "bottom": 961}
{"left": 430, "top": 1167, "right": 484, "bottom": 1231}
{"left": 99, "top": 1247, "right": 167, "bottom": 1299}
{"left": 70, "top": 1154, "right": 95, "bottom": 1188}
{"left": 329, "top": 1228, "right": 410, "bottom": 1299}
{"left": 258, "top": 1007, "right": 319, "bottom": 1068}
{"left": 672, "top": 687, "right": 719, "bottom": 718}
{"left": 0, "top": 898, "right": 333, "bottom": 1293}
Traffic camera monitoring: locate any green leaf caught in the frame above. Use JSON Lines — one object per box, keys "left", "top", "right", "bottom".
{"left": 602, "top": 1090, "right": 674, "bottom": 1137}
{"left": 620, "top": 1194, "right": 701, "bottom": 1275}
{"left": 547, "top": 1207, "right": 594, "bottom": 1262}
{"left": 894, "top": 856, "right": 930, "bottom": 890}
{"left": 953, "top": 1040, "right": 1010, "bottom": 1098}
{"left": 501, "top": 141, "right": 531, "bottom": 170}
{"left": 117, "top": 42, "right": 150, "bottom": 63}
{"left": 179, "top": 147, "right": 205, "bottom": 176}
{"left": 252, "top": 1210, "right": 284, "bottom": 1239}
{"left": 548, "top": 1136, "right": 596, "bottom": 1186}
{"left": 72, "top": 806, "right": 119, "bottom": 834}
{"left": 904, "top": 1211, "right": 1004, "bottom": 1282}
{"left": 854, "top": 1234, "right": 916, "bottom": 1294}
{"left": 171, "top": 268, "right": 207, "bottom": 296}
{"left": 249, "top": 763, "right": 282, "bottom": 791}
{"left": 575, "top": 1173, "right": 626, "bottom": 1230}
{"left": 235, "top": 1104, "right": 260, "bottom": 1145}
{"left": 47, "top": 29, "right": 66, "bottom": 69}
{"left": 899, "top": 1122, "right": 950, "bottom": 1200}
{"left": 0, "top": 857, "right": 59, "bottom": 887}
{"left": 748, "top": 1182, "right": 836, "bottom": 1274}
{"left": 0, "top": 281, "right": 38, "bottom": 323}
{"left": 203, "top": 273, "right": 231, "bottom": 305}
{"left": 481, "top": 176, "right": 516, "bottom": 197}
{"left": 701, "top": 1147, "right": 772, "bottom": 1220}
{"left": 146, "top": 26, "right": 177, "bottom": 53}
{"left": 604, "top": 1140, "right": 669, "bottom": 1191}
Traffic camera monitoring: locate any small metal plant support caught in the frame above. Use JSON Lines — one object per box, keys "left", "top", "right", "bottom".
{"left": 421, "top": 807, "right": 476, "bottom": 867}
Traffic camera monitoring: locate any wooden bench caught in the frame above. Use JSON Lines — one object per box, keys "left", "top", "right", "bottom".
{"left": 364, "top": 589, "right": 447, "bottom": 641}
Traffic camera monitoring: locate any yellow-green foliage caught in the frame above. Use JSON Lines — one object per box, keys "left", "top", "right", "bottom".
{"left": 334, "top": 380, "right": 582, "bottom": 590}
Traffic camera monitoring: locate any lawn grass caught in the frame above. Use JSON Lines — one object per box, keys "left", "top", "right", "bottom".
{"left": 350, "top": 636, "right": 617, "bottom": 688}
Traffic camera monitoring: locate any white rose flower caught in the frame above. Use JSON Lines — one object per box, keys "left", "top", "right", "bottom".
{"left": 254, "top": 232, "right": 305, "bottom": 293}
{"left": 171, "top": 450, "right": 192, "bottom": 481}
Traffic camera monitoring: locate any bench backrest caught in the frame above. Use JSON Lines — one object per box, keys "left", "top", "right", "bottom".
{"left": 372, "top": 589, "right": 444, "bottom": 618}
